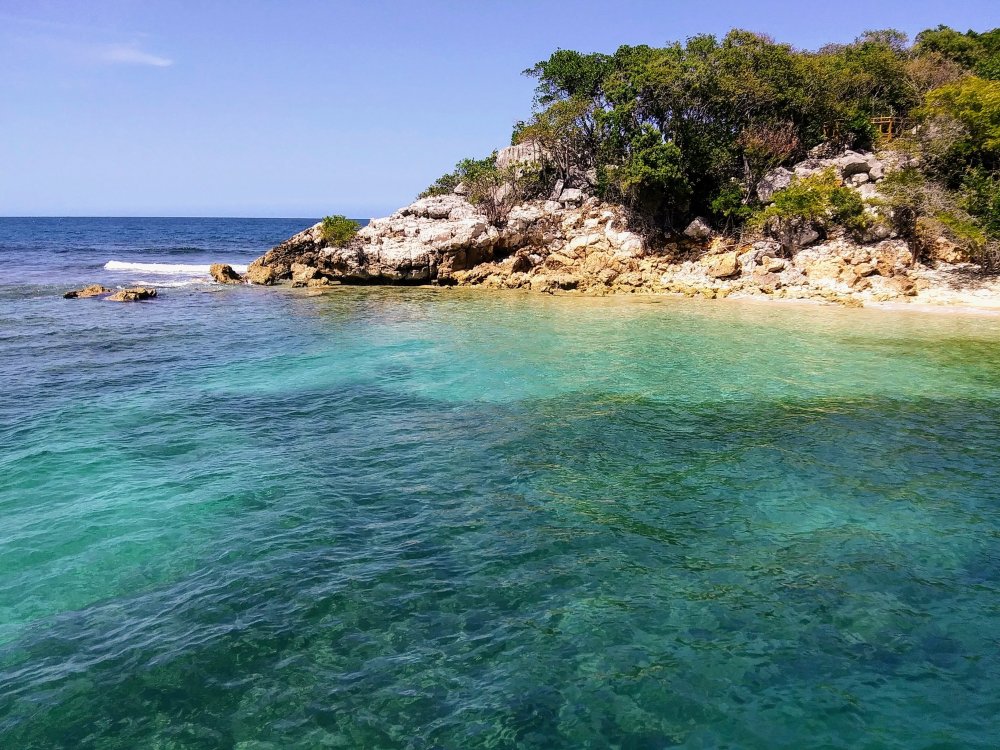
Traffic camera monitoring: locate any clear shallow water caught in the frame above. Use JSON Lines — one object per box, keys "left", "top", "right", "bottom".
{"left": 2, "top": 219, "right": 1000, "bottom": 748}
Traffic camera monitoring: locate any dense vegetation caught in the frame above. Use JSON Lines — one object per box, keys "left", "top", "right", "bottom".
{"left": 319, "top": 215, "right": 360, "bottom": 247}
{"left": 423, "top": 25, "right": 1000, "bottom": 268}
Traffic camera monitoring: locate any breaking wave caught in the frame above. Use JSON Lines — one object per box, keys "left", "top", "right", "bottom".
{"left": 104, "top": 260, "right": 249, "bottom": 277}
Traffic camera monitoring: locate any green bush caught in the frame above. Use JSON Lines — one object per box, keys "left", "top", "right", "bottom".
{"left": 319, "top": 215, "right": 359, "bottom": 247}
{"left": 419, "top": 155, "right": 498, "bottom": 198}
{"left": 925, "top": 76, "right": 1000, "bottom": 146}
{"left": 962, "top": 168, "right": 1000, "bottom": 236}
{"left": 751, "top": 169, "right": 867, "bottom": 255}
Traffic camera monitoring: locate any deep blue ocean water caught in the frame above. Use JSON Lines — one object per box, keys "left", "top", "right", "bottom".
{"left": 3, "top": 217, "right": 1000, "bottom": 748}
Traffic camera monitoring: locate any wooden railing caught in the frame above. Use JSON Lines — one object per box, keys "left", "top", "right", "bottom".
{"left": 821, "top": 117, "right": 916, "bottom": 142}
{"left": 870, "top": 116, "right": 914, "bottom": 140}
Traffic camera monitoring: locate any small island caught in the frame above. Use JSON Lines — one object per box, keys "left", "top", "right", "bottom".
{"left": 230, "top": 25, "right": 1000, "bottom": 309}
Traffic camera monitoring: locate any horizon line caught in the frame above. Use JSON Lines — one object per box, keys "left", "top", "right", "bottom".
{"left": 0, "top": 215, "right": 376, "bottom": 220}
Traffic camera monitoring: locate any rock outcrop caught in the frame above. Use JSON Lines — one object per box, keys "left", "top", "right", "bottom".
{"left": 210, "top": 264, "right": 244, "bottom": 284}
{"left": 106, "top": 287, "right": 157, "bottom": 302}
{"left": 244, "top": 147, "right": 986, "bottom": 308}
{"left": 64, "top": 284, "right": 112, "bottom": 299}
{"left": 756, "top": 149, "right": 911, "bottom": 205}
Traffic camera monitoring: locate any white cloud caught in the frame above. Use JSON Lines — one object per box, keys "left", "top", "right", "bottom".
{"left": 98, "top": 43, "right": 173, "bottom": 67}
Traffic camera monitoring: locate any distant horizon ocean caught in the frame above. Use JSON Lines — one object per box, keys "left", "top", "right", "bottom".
{"left": 3, "top": 217, "right": 1000, "bottom": 747}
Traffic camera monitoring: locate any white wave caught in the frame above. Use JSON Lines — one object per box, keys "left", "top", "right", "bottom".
{"left": 132, "top": 279, "right": 205, "bottom": 288}
{"left": 104, "top": 260, "right": 249, "bottom": 276}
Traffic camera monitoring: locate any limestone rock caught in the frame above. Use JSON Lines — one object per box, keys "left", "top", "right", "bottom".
{"left": 884, "top": 275, "right": 917, "bottom": 296}
{"left": 797, "top": 226, "right": 821, "bottom": 248}
{"left": 245, "top": 264, "right": 278, "bottom": 285}
{"left": 836, "top": 151, "right": 873, "bottom": 178}
{"left": 757, "top": 167, "right": 793, "bottom": 203}
{"left": 106, "top": 287, "right": 157, "bottom": 302}
{"left": 210, "top": 264, "right": 244, "bottom": 285}
{"left": 558, "top": 188, "right": 585, "bottom": 206}
{"left": 929, "top": 237, "right": 967, "bottom": 264}
{"left": 290, "top": 263, "right": 322, "bottom": 287}
{"left": 495, "top": 141, "right": 545, "bottom": 170}
{"left": 63, "top": 284, "right": 111, "bottom": 299}
{"left": 762, "top": 257, "right": 786, "bottom": 273}
{"left": 706, "top": 251, "right": 740, "bottom": 279}
{"left": 683, "top": 217, "right": 713, "bottom": 242}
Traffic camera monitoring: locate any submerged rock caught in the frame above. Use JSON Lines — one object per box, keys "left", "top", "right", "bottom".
{"left": 106, "top": 287, "right": 157, "bottom": 302}
{"left": 64, "top": 284, "right": 112, "bottom": 299}
{"left": 210, "top": 263, "right": 244, "bottom": 284}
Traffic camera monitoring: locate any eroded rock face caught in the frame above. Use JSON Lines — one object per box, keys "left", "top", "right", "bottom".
{"left": 757, "top": 149, "right": 902, "bottom": 205}
{"left": 247, "top": 194, "right": 649, "bottom": 289}
{"left": 64, "top": 284, "right": 112, "bottom": 299}
{"left": 245, "top": 264, "right": 278, "bottom": 285}
{"left": 210, "top": 264, "right": 244, "bottom": 284}
{"left": 245, "top": 156, "right": 961, "bottom": 307}
{"left": 107, "top": 287, "right": 157, "bottom": 302}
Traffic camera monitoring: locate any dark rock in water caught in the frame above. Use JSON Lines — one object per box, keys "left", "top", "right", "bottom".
{"left": 64, "top": 284, "right": 112, "bottom": 299}
{"left": 107, "top": 287, "right": 157, "bottom": 302}
{"left": 210, "top": 263, "right": 244, "bottom": 284}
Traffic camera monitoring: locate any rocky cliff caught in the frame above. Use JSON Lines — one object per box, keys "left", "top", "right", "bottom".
{"left": 241, "top": 146, "right": 991, "bottom": 307}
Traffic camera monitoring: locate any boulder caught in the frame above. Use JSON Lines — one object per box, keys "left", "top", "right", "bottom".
{"left": 757, "top": 167, "right": 793, "bottom": 203}
{"left": 797, "top": 226, "right": 821, "bottom": 248}
{"left": 558, "top": 188, "right": 585, "bottom": 206}
{"left": 884, "top": 275, "right": 917, "bottom": 296}
{"left": 245, "top": 264, "right": 278, "bottom": 285}
{"left": 106, "top": 287, "right": 157, "bottom": 302}
{"left": 836, "top": 151, "right": 872, "bottom": 178}
{"left": 495, "top": 141, "right": 545, "bottom": 170}
{"left": 751, "top": 271, "right": 782, "bottom": 293}
{"left": 63, "top": 284, "right": 112, "bottom": 299}
{"left": 290, "top": 263, "right": 320, "bottom": 287}
{"left": 762, "top": 257, "right": 786, "bottom": 273}
{"left": 683, "top": 217, "right": 713, "bottom": 242}
{"left": 210, "top": 264, "right": 244, "bottom": 284}
{"left": 706, "top": 251, "right": 740, "bottom": 279}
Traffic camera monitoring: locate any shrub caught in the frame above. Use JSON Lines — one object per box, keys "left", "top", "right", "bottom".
{"left": 419, "top": 155, "right": 498, "bottom": 198}
{"left": 465, "top": 162, "right": 542, "bottom": 227}
{"left": 923, "top": 76, "right": 1000, "bottom": 164}
{"left": 877, "top": 168, "right": 999, "bottom": 270}
{"left": 962, "top": 168, "right": 1000, "bottom": 236}
{"left": 319, "top": 215, "right": 359, "bottom": 247}
{"left": 751, "top": 169, "right": 867, "bottom": 255}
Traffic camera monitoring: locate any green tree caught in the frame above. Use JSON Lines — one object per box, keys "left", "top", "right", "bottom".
{"left": 924, "top": 76, "right": 1000, "bottom": 163}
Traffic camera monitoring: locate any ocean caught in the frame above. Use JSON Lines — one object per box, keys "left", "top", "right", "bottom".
{"left": 2, "top": 217, "right": 1000, "bottom": 748}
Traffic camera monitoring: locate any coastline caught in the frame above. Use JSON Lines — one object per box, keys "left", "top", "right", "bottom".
{"left": 293, "top": 276, "right": 1000, "bottom": 317}
{"left": 232, "top": 145, "right": 1000, "bottom": 314}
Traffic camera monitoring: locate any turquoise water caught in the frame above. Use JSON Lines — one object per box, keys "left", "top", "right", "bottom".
{"left": 3, "top": 220, "right": 1000, "bottom": 748}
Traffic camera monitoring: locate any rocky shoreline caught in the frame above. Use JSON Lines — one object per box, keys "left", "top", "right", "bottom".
{"left": 218, "top": 145, "right": 1000, "bottom": 310}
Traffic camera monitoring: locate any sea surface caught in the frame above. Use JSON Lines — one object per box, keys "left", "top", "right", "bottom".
{"left": 2, "top": 217, "right": 1000, "bottom": 749}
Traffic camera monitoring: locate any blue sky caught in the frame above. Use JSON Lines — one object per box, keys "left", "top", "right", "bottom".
{"left": 1, "top": 0, "right": 996, "bottom": 217}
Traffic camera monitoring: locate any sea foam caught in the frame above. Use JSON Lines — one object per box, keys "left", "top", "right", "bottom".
{"left": 104, "top": 261, "right": 249, "bottom": 276}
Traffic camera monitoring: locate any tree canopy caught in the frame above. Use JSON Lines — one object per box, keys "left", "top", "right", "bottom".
{"left": 420, "top": 24, "right": 1000, "bottom": 267}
